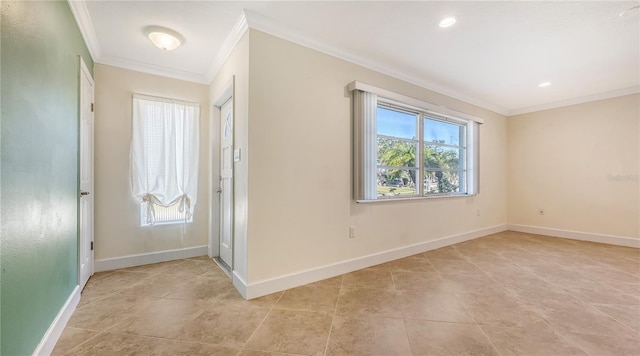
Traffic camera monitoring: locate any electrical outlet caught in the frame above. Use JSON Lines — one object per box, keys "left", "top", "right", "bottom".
{"left": 349, "top": 226, "right": 356, "bottom": 238}
{"left": 538, "top": 209, "right": 545, "bottom": 216}
{"left": 476, "top": 209, "right": 481, "bottom": 217}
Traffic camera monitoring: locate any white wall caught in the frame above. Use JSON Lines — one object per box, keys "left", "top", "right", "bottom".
{"left": 246, "top": 30, "right": 508, "bottom": 283}
{"left": 209, "top": 34, "right": 250, "bottom": 283}
{"left": 94, "top": 64, "right": 210, "bottom": 261}
{"left": 508, "top": 94, "right": 640, "bottom": 239}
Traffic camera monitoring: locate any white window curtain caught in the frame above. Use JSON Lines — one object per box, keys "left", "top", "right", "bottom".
{"left": 131, "top": 94, "right": 200, "bottom": 225}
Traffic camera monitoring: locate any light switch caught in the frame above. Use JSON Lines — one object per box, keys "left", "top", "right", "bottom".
{"left": 233, "top": 148, "right": 241, "bottom": 162}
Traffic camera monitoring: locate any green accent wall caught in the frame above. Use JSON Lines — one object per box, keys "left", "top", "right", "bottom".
{"left": 1, "top": 1, "right": 93, "bottom": 354}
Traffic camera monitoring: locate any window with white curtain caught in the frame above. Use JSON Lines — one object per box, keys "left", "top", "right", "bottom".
{"left": 130, "top": 94, "right": 200, "bottom": 226}
{"left": 349, "top": 81, "right": 482, "bottom": 202}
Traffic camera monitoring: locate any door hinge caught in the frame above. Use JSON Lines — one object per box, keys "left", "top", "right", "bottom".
{"left": 91, "top": 103, "right": 94, "bottom": 112}
{"left": 91, "top": 241, "right": 94, "bottom": 251}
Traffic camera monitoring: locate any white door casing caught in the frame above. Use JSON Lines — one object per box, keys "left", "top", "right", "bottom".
{"left": 219, "top": 98, "right": 234, "bottom": 268}
{"left": 79, "top": 58, "right": 94, "bottom": 289}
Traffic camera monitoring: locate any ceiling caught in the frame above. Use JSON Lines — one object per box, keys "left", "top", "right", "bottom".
{"left": 70, "top": 1, "right": 640, "bottom": 115}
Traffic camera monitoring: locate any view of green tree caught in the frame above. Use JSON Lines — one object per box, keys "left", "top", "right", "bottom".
{"left": 377, "top": 137, "right": 417, "bottom": 184}
{"left": 424, "top": 145, "right": 460, "bottom": 193}
{"left": 376, "top": 138, "right": 463, "bottom": 196}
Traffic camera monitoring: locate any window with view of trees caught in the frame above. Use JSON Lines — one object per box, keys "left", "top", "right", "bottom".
{"left": 350, "top": 81, "right": 481, "bottom": 201}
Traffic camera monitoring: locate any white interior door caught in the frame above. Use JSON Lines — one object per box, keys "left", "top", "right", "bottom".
{"left": 219, "top": 98, "right": 234, "bottom": 268}
{"left": 79, "top": 58, "right": 94, "bottom": 289}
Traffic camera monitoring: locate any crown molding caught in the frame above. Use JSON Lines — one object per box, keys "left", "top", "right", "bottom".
{"left": 67, "top": 0, "right": 101, "bottom": 60}
{"left": 205, "top": 11, "right": 250, "bottom": 83}
{"left": 97, "top": 56, "right": 209, "bottom": 84}
{"left": 508, "top": 86, "right": 640, "bottom": 116}
{"left": 69, "top": 3, "right": 637, "bottom": 117}
{"left": 240, "top": 10, "right": 509, "bottom": 116}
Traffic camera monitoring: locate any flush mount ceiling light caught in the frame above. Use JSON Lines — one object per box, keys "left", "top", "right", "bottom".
{"left": 439, "top": 17, "right": 457, "bottom": 28}
{"left": 619, "top": 5, "right": 640, "bottom": 17}
{"left": 145, "top": 26, "right": 183, "bottom": 51}
{"left": 538, "top": 82, "right": 552, "bottom": 88}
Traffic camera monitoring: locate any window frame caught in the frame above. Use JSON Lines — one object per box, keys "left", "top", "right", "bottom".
{"left": 350, "top": 81, "right": 481, "bottom": 203}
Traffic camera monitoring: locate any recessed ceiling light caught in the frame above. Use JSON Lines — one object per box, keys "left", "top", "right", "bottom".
{"left": 439, "top": 17, "right": 457, "bottom": 28}
{"left": 619, "top": 5, "right": 640, "bottom": 17}
{"left": 145, "top": 26, "right": 183, "bottom": 51}
{"left": 538, "top": 82, "right": 552, "bottom": 88}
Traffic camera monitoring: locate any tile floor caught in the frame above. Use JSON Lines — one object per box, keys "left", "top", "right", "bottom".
{"left": 53, "top": 231, "right": 640, "bottom": 355}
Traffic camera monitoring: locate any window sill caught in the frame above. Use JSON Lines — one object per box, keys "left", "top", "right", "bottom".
{"left": 356, "top": 193, "right": 474, "bottom": 204}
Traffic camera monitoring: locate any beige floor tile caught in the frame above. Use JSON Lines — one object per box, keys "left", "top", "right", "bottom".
{"left": 82, "top": 271, "right": 152, "bottom": 294}
{"left": 579, "top": 265, "right": 640, "bottom": 284}
{"left": 429, "top": 259, "right": 481, "bottom": 274}
{"left": 77, "top": 291, "right": 111, "bottom": 308}
{"left": 439, "top": 271, "right": 505, "bottom": 294}
{"left": 246, "top": 309, "right": 332, "bottom": 355}
{"left": 164, "top": 259, "right": 218, "bottom": 275}
{"left": 326, "top": 316, "right": 411, "bottom": 356}
{"left": 603, "top": 279, "right": 640, "bottom": 296}
{"left": 342, "top": 267, "right": 394, "bottom": 289}
{"left": 121, "top": 260, "right": 186, "bottom": 275}
{"left": 396, "top": 289, "right": 474, "bottom": 323}
{"left": 392, "top": 271, "right": 450, "bottom": 292}
{"left": 456, "top": 291, "right": 546, "bottom": 328}
{"left": 563, "top": 281, "right": 640, "bottom": 305}
{"left": 68, "top": 293, "right": 160, "bottom": 331}
{"left": 497, "top": 274, "right": 573, "bottom": 301}
{"left": 422, "top": 246, "right": 465, "bottom": 260}
{"left": 335, "top": 287, "right": 402, "bottom": 318}
{"left": 560, "top": 330, "right": 640, "bottom": 356}
{"left": 481, "top": 322, "right": 587, "bottom": 356}
{"left": 54, "top": 234, "right": 640, "bottom": 355}
{"left": 237, "top": 349, "right": 302, "bottom": 356}
{"left": 404, "top": 319, "right": 499, "bottom": 356}
{"left": 51, "top": 327, "right": 100, "bottom": 356}
{"left": 275, "top": 284, "right": 340, "bottom": 313}
{"left": 218, "top": 289, "right": 284, "bottom": 308}
{"left": 157, "top": 339, "right": 240, "bottom": 355}
{"left": 163, "top": 275, "right": 234, "bottom": 300}
{"left": 522, "top": 298, "right": 633, "bottom": 336}
{"left": 384, "top": 256, "right": 437, "bottom": 273}
{"left": 108, "top": 298, "right": 212, "bottom": 338}
{"left": 589, "top": 303, "right": 640, "bottom": 331}
{"left": 64, "top": 332, "right": 161, "bottom": 355}
{"left": 175, "top": 302, "right": 270, "bottom": 347}
{"left": 118, "top": 273, "right": 192, "bottom": 298}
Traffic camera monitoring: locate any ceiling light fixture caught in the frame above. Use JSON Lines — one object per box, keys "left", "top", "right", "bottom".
{"left": 619, "top": 5, "right": 640, "bottom": 17}
{"left": 439, "top": 17, "right": 457, "bottom": 28}
{"left": 145, "top": 26, "right": 183, "bottom": 51}
{"left": 538, "top": 82, "right": 552, "bottom": 88}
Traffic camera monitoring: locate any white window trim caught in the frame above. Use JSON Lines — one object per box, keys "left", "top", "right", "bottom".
{"left": 350, "top": 81, "right": 482, "bottom": 203}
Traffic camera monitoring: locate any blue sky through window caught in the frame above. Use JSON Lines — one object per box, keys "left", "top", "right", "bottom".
{"left": 377, "top": 107, "right": 416, "bottom": 139}
{"left": 424, "top": 118, "right": 461, "bottom": 146}
{"left": 377, "top": 106, "right": 462, "bottom": 146}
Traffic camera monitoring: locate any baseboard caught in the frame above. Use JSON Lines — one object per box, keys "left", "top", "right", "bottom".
{"left": 32, "top": 285, "right": 81, "bottom": 356}
{"left": 94, "top": 245, "right": 209, "bottom": 272}
{"left": 233, "top": 272, "right": 248, "bottom": 299}
{"left": 508, "top": 224, "right": 640, "bottom": 248}
{"left": 244, "top": 224, "right": 507, "bottom": 299}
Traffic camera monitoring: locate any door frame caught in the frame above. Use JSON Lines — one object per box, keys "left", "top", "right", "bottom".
{"left": 209, "top": 77, "right": 235, "bottom": 265}
{"left": 78, "top": 56, "right": 94, "bottom": 289}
